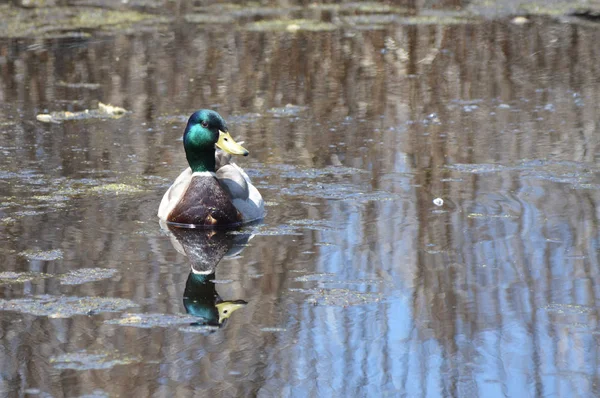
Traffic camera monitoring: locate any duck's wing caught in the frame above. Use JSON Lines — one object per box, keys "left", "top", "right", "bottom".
{"left": 215, "top": 150, "right": 265, "bottom": 222}
{"left": 216, "top": 164, "right": 250, "bottom": 200}
{"left": 215, "top": 149, "right": 249, "bottom": 200}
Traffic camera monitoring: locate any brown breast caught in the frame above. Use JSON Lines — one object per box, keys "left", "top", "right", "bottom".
{"left": 168, "top": 175, "right": 243, "bottom": 227}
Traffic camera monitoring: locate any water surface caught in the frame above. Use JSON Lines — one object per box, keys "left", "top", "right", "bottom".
{"left": 1, "top": 2, "right": 600, "bottom": 397}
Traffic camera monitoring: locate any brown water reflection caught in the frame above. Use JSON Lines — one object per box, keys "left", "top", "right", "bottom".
{"left": 1, "top": 4, "right": 600, "bottom": 397}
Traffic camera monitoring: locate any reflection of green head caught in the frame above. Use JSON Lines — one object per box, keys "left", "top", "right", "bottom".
{"left": 183, "top": 271, "right": 247, "bottom": 326}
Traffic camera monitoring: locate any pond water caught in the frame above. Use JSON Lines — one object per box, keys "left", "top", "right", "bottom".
{"left": 1, "top": 2, "right": 600, "bottom": 397}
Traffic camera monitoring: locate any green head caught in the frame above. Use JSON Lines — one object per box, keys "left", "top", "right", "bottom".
{"left": 183, "top": 109, "right": 249, "bottom": 172}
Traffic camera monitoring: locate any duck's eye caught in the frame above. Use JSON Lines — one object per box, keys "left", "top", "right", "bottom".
{"left": 200, "top": 121, "right": 209, "bottom": 128}
{"left": 223, "top": 310, "right": 228, "bottom": 313}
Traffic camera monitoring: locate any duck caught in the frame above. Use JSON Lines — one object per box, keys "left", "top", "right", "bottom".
{"left": 158, "top": 110, "right": 265, "bottom": 227}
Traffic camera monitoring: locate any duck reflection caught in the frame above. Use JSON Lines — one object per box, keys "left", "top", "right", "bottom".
{"left": 165, "top": 225, "right": 251, "bottom": 328}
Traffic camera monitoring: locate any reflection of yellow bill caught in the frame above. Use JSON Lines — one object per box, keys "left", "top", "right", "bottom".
{"left": 216, "top": 301, "right": 247, "bottom": 323}
{"left": 217, "top": 130, "right": 249, "bottom": 156}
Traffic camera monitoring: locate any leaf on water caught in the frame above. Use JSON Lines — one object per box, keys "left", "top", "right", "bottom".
{"left": 98, "top": 102, "right": 127, "bottom": 116}
{"left": 36, "top": 102, "right": 128, "bottom": 123}
{"left": 36, "top": 114, "right": 55, "bottom": 123}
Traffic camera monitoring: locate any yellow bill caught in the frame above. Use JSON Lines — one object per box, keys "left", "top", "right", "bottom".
{"left": 217, "top": 130, "right": 249, "bottom": 156}
{"left": 216, "top": 301, "right": 247, "bottom": 323}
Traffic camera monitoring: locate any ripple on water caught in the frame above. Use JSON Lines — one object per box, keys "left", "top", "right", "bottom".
{"left": 446, "top": 159, "right": 600, "bottom": 186}
{"left": 50, "top": 350, "right": 141, "bottom": 370}
{"left": 288, "top": 219, "right": 343, "bottom": 232}
{"left": 281, "top": 182, "right": 396, "bottom": 202}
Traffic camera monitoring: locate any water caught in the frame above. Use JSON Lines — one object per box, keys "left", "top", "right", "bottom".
{"left": 1, "top": 2, "right": 600, "bottom": 397}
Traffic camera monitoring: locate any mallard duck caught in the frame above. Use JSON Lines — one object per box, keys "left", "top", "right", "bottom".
{"left": 158, "top": 110, "right": 264, "bottom": 227}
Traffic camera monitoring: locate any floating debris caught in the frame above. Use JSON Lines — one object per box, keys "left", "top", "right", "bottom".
{"left": 305, "top": 288, "right": 383, "bottom": 307}
{"left": 467, "top": 213, "right": 518, "bottom": 219}
{"left": 0, "top": 271, "right": 53, "bottom": 285}
{"left": 445, "top": 163, "right": 509, "bottom": 173}
{"left": 58, "top": 268, "right": 118, "bottom": 286}
{"left": 19, "top": 249, "right": 63, "bottom": 261}
{"left": 0, "top": 5, "right": 168, "bottom": 38}
{"left": 267, "top": 104, "right": 309, "bottom": 118}
{"left": 0, "top": 295, "right": 137, "bottom": 318}
{"left": 50, "top": 350, "right": 141, "bottom": 370}
{"left": 398, "top": 13, "right": 480, "bottom": 25}
{"left": 433, "top": 198, "right": 444, "bottom": 206}
{"left": 260, "top": 327, "right": 287, "bottom": 333}
{"left": 293, "top": 273, "right": 337, "bottom": 283}
{"left": 342, "top": 14, "right": 398, "bottom": 26}
{"left": 184, "top": 14, "right": 235, "bottom": 24}
{"left": 106, "top": 313, "right": 199, "bottom": 329}
{"left": 56, "top": 81, "right": 101, "bottom": 90}
{"left": 178, "top": 325, "right": 220, "bottom": 334}
{"left": 32, "top": 195, "right": 70, "bottom": 202}
{"left": 544, "top": 303, "right": 595, "bottom": 315}
{"left": 245, "top": 19, "right": 337, "bottom": 32}
{"left": 293, "top": 273, "right": 385, "bottom": 287}
{"left": 308, "top": 2, "right": 410, "bottom": 14}
{"left": 512, "top": 16, "right": 529, "bottom": 24}
{"left": 13, "top": 210, "right": 48, "bottom": 217}
{"left": 89, "top": 183, "right": 144, "bottom": 194}
{"left": 36, "top": 102, "right": 128, "bottom": 124}
{"left": 193, "top": 3, "right": 296, "bottom": 19}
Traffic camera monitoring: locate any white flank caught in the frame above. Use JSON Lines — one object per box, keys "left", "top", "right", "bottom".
{"left": 158, "top": 168, "right": 215, "bottom": 220}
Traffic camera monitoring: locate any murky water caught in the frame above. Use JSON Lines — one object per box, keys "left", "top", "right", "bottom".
{"left": 1, "top": 2, "right": 600, "bottom": 397}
